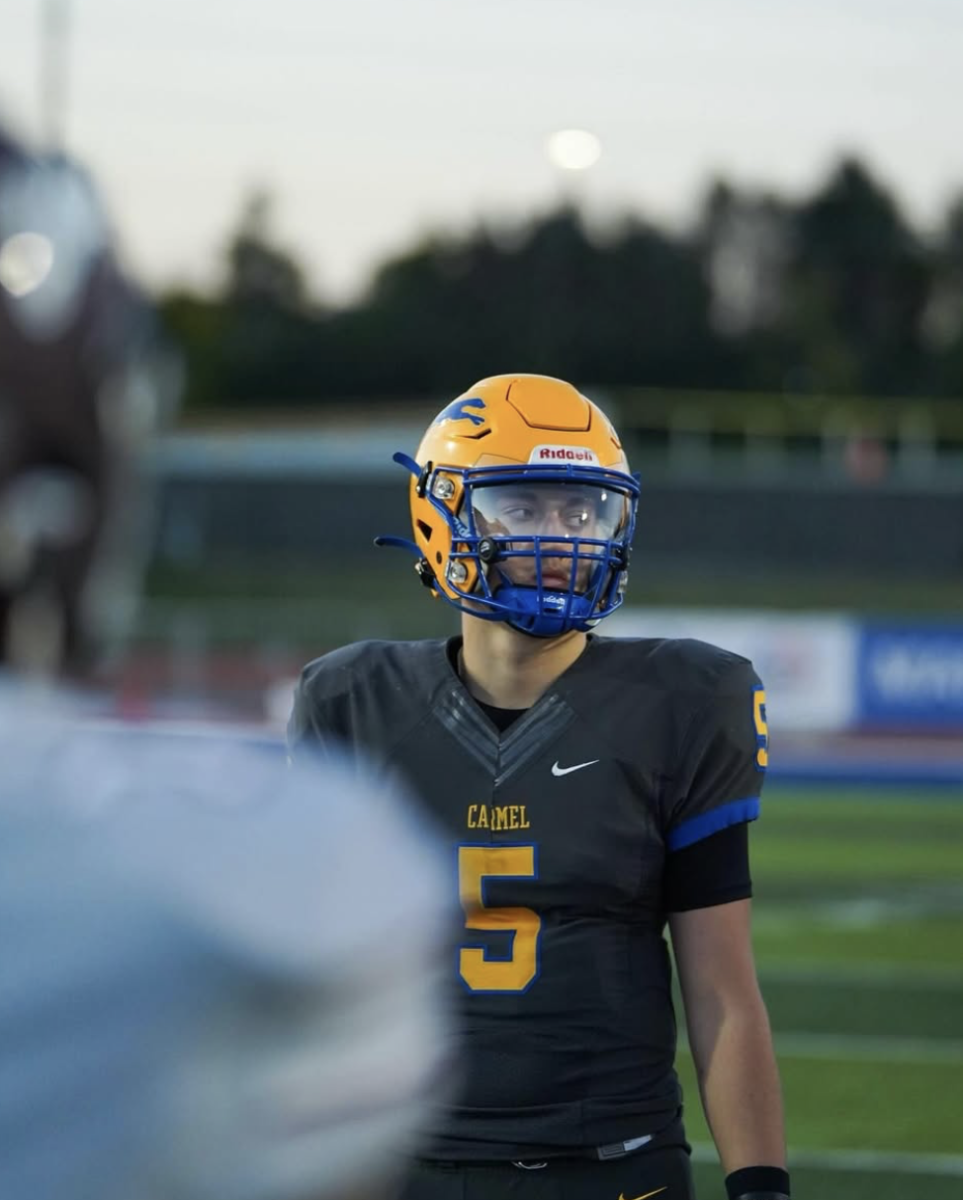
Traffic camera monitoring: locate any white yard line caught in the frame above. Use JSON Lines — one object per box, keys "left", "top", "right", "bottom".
{"left": 754, "top": 899, "right": 962, "bottom": 929}
{"left": 773, "top": 1032, "right": 963, "bottom": 1064}
{"left": 691, "top": 1143, "right": 963, "bottom": 1178}
{"left": 757, "top": 963, "right": 963, "bottom": 989}
{"left": 679, "top": 1033, "right": 963, "bottom": 1065}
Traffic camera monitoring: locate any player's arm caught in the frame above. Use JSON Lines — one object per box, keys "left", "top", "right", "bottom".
{"left": 669, "top": 900, "right": 789, "bottom": 1198}
{"left": 663, "top": 654, "right": 789, "bottom": 1199}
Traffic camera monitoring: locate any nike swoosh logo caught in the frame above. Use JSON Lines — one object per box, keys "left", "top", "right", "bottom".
{"left": 551, "top": 759, "right": 600, "bottom": 776}
{"left": 618, "top": 1188, "right": 667, "bottom": 1200}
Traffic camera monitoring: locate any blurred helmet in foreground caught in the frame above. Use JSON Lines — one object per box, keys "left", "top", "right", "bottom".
{"left": 378, "top": 374, "right": 640, "bottom": 638}
{"left": 0, "top": 126, "right": 179, "bottom": 676}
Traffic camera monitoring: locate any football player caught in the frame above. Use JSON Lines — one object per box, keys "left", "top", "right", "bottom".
{"left": 0, "top": 125, "right": 453, "bottom": 1200}
{"left": 288, "top": 375, "right": 790, "bottom": 1200}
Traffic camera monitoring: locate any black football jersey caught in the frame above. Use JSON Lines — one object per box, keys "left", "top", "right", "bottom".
{"left": 288, "top": 634, "right": 768, "bottom": 1160}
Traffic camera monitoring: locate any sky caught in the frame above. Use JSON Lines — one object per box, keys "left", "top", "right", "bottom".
{"left": 3, "top": 0, "right": 962, "bottom": 304}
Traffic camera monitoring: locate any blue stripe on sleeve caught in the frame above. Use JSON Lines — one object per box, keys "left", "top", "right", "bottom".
{"left": 666, "top": 796, "right": 761, "bottom": 852}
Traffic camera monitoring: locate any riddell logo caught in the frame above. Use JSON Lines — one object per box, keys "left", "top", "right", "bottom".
{"left": 530, "top": 444, "right": 600, "bottom": 464}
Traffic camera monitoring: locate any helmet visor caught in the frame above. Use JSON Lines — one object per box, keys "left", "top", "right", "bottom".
{"left": 471, "top": 480, "right": 626, "bottom": 540}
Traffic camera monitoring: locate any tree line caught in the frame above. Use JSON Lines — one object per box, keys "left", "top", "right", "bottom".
{"left": 160, "top": 157, "right": 963, "bottom": 410}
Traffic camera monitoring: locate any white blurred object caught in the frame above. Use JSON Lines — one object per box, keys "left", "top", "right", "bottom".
{"left": 0, "top": 156, "right": 108, "bottom": 338}
{"left": 0, "top": 231, "right": 55, "bottom": 296}
{"left": 607, "top": 607, "right": 857, "bottom": 733}
{"left": 265, "top": 675, "right": 299, "bottom": 730}
{"left": 545, "top": 128, "right": 602, "bottom": 172}
{"left": 0, "top": 694, "right": 455, "bottom": 1200}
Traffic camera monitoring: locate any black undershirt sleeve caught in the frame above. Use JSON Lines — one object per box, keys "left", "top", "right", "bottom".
{"left": 663, "top": 821, "right": 752, "bottom": 913}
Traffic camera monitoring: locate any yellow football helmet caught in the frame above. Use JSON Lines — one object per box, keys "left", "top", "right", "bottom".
{"left": 377, "top": 374, "right": 640, "bottom": 637}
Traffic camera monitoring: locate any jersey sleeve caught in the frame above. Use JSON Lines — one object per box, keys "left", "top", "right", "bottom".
{"left": 664, "top": 657, "right": 768, "bottom": 852}
{"left": 286, "top": 652, "right": 354, "bottom": 762}
{"left": 287, "top": 673, "right": 330, "bottom": 758}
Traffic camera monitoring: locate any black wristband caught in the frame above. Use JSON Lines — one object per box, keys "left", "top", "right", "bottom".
{"left": 724, "top": 1164, "right": 790, "bottom": 1199}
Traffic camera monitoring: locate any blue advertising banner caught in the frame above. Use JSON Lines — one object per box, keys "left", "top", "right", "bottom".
{"left": 856, "top": 623, "right": 963, "bottom": 728}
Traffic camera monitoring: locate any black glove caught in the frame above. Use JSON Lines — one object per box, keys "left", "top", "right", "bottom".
{"left": 725, "top": 1166, "right": 790, "bottom": 1200}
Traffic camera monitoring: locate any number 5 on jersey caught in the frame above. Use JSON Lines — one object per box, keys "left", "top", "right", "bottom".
{"left": 458, "top": 845, "right": 541, "bottom": 993}
{"left": 753, "top": 685, "right": 769, "bottom": 770}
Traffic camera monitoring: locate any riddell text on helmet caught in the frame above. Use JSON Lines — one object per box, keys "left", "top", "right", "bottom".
{"left": 529, "top": 445, "right": 600, "bottom": 464}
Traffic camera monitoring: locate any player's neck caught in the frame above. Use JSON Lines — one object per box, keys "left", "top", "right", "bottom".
{"left": 458, "top": 619, "right": 587, "bottom": 709}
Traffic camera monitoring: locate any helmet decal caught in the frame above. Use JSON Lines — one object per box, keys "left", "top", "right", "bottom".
{"left": 432, "top": 396, "right": 487, "bottom": 427}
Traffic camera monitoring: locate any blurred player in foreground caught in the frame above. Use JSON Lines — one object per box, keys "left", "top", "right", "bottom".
{"left": 0, "top": 124, "right": 453, "bottom": 1200}
{"left": 289, "top": 375, "right": 790, "bottom": 1200}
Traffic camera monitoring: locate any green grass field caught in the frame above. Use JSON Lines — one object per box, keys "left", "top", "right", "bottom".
{"left": 681, "top": 786, "right": 963, "bottom": 1199}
